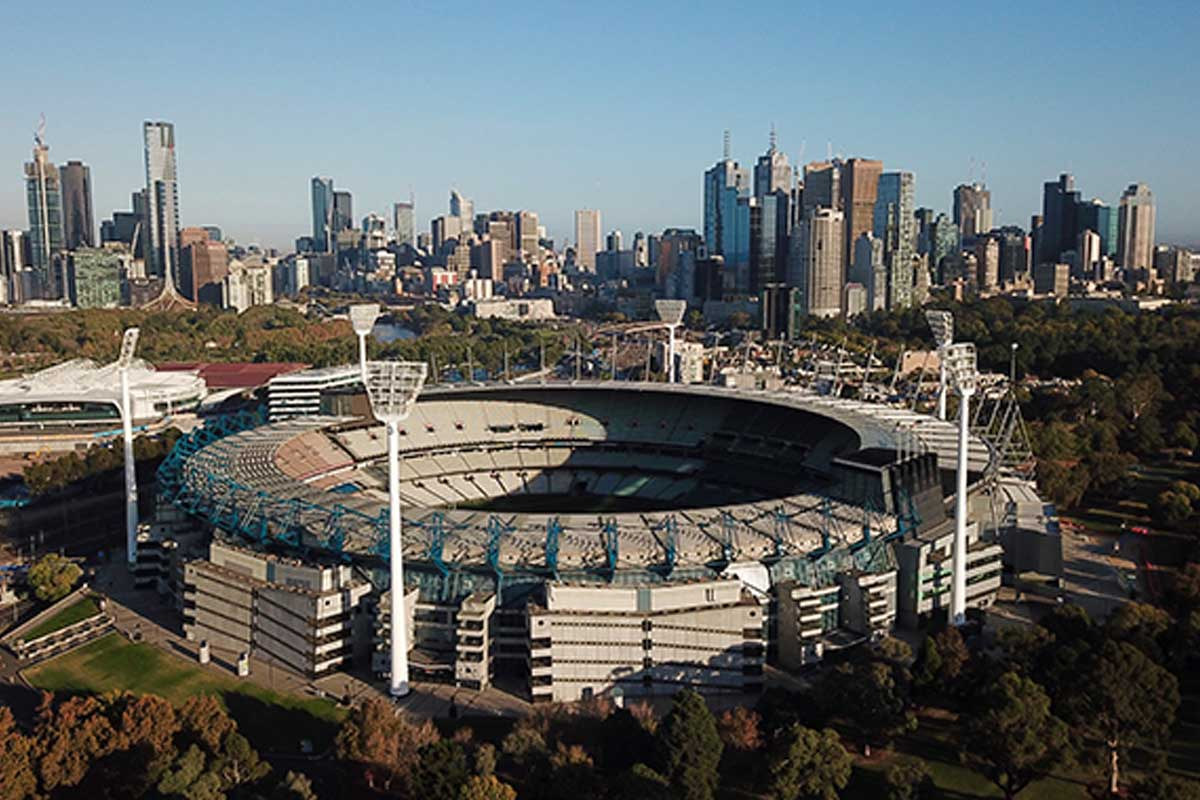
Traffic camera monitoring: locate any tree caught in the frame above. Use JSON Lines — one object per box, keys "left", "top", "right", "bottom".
{"left": 1074, "top": 640, "right": 1181, "bottom": 795}
{"left": 1131, "top": 773, "right": 1200, "bottom": 800}
{"left": 178, "top": 695, "right": 236, "bottom": 753}
{"left": 766, "top": 725, "right": 852, "bottom": 800}
{"left": 26, "top": 553, "right": 82, "bottom": 602}
{"left": 270, "top": 771, "right": 319, "bottom": 800}
{"left": 883, "top": 758, "right": 935, "bottom": 800}
{"left": 0, "top": 707, "right": 37, "bottom": 800}
{"left": 411, "top": 740, "right": 470, "bottom": 800}
{"left": 911, "top": 636, "right": 943, "bottom": 694}
{"left": 717, "top": 707, "right": 762, "bottom": 752}
{"left": 961, "top": 672, "right": 1071, "bottom": 800}
{"left": 458, "top": 775, "right": 517, "bottom": 800}
{"left": 655, "top": 689, "right": 723, "bottom": 800}
{"left": 335, "top": 698, "right": 439, "bottom": 794}
{"left": 1106, "top": 602, "right": 1172, "bottom": 660}
{"left": 829, "top": 661, "right": 916, "bottom": 754}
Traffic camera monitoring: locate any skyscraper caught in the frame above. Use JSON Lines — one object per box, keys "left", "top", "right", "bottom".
{"left": 311, "top": 177, "right": 334, "bottom": 253}
{"left": 143, "top": 121, "right": 181, "bottom": 285}
{"left": 333, "top": 191, "right": 353, "bottom": 233}
{"left": 873, "top": 172, "right": 916, "bottom": 309}
{"left": 802, "top": 161, "right": 840, "bottom": 217}
{"left": 840, "top": 158, "right": 883, "bottom": 268}
{"left": 789, "top": 207, "right": 844, "bottom": 318}
{"left": 1078, "top": 199, "right": 1118, "bottom": 258}
{"left": 749, "top": 193, "right": 790, "bottom": 293}
{"left": 850, "top": 233, "right": 886, "bottom": 312}
{"left": 929, "top": 213, "right": 960, "bottom": 283}
{"left": 703, "top": 143, "right": 750, "bottom": 263}
{"left": 516, "top": 211, "right": 540, "bottom": 262}
{"left": 450, "top": 190, "right": 474, "bottom": 224}
{"left": 1117, "top": 183, "right": 1155, "bottom": 276}
{"left": 25, "top": 121, "right": 65, "bottom": 297}
{"left": 953, "top": 183, "right": 992, "bottom": 241}
{"left": 393, "top": 201, "right": 415, "bottom": 248}
{"left": 753, "top": 130, "right": 792, "bottom": 198}
{"left": 1037, "top": 173, "right": 1082, "bottom": 266}
{"left": 574, "top": 210, "right": 601, "bottom": 272}
{"left": 60, "top": 161, "right": 94, "bottom": 250}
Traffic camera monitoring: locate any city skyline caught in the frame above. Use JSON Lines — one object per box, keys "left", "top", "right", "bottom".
{"left": 0, "top": 1, "right": 1197, "bottom": 249}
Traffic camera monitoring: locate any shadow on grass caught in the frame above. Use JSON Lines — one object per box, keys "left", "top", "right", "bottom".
{"left": 222, "top": 690, "right": 341, "bottom": 756}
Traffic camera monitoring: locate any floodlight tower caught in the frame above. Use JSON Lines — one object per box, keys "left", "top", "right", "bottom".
{"left": 118, "top": 328, "right": 141, "bottom": 568}
{"left": 654, "top": 300, "right": 687, "bottom": 384}
{"left": 349, "top": 304, "right": 381, "bottom": 385}
{"left": 924, "top": 310, "right": 954, "bottom": 421}
{"left": 944, "top": 342, "right": 977, "bottom": 626}
{"left": 364, "top": 360, "right": 428, "bottom": 697}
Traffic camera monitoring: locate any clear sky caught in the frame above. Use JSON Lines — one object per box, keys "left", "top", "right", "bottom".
{"left": 3, "top": 0, "right": 1198, "bottom": 250}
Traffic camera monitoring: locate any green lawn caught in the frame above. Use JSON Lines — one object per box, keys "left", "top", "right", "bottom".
{"left": 22, "top": 596, "right": 102, "bottom": 641}
{"left": 24, "top": 632, "right": 347, "bottom": 753}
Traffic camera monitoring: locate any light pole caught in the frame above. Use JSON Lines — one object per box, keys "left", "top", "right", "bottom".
{"left": 944, "top": 341, "right": 977, "bottom": 626}
{"left": 924, "top": 310, "right": 954, "bottom": 421}
{"left": 118, "top": 328, "right": 140, "bottom": 569}
{"left": 349, "top": 304, "right": 381, "bottom": 385}
{"left": 363, "top": 360, "right": 428, "bottom": 697}
{"left": 654, "top": 300, "right": 686, "bottom": 384}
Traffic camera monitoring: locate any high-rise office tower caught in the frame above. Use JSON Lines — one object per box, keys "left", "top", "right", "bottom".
{"left": 840, "top": 158, "right": 883, "bottom": 268}
{"left": 143, "top": 121, "right": 181, "bottom": 284}
{"left": 1117, "top": 183, "right": 1155, "bottom": 275}
{"left": 333, "top": 191, "right": 353, "bottom": 233}
{"left": 1078, "top": 229, "right": 1103, "bottom": 279}
{"left": 1, "top": 230, "right": 29, "bottom": 304}
{"left": 704, "top": 141, "right": 750, "bottom": 261}
{"left": 753, "top": 130, "right": 792, "bottom": 198}
{"left": 633, "top": 231, "right": 649, "bottom": 267}
{"left": 450, "top": 190, "right": 474, "bottom": 224}
{"left": 1078, "top": 199, "right": 1118, "bottom": 258}
{"left": 606, "top": 230, "right": 623, "bottom": 252}
{"left": 311, "top": 177, "right": 334, "bottom": 253}
{"left": 431, "top": 215, "right": 463, "bottom": 253}
{"left": 789, "top": 207, "right": 844, "bottom": 318}
{"left": 802, "top": 162, "right": 840, "bottom": 217}
{"left": 996, "top": 228, "right": 1029, "bottom": 286}
{"left": 363, "top": 214, "right": 388, "bottom": 251}
{"left": 874, "top": 172, "right": 916, "bottom": 309}
{"left": 929, "top": 213, "right": 960, "bottom": 283}
{"left": 1037, "top": 173, "right": 1081, "bottom": 266}
{"left": 657, "top": 228, "right": 702, "bottom": 299}
{"left": 952, "top": 183, "right": 992, "bottom": 241}
{"left": 574, "top": 209, "right": 601, "bottom": 272}
{"left": 850, "top": 233, "right": 886, "bottom": 312}
{"left": 393, "top": 201, "right": 415, "bottom": 247}
{"left": 25, "top": 122, "right": 65, "bottom": 297}
{"left": 517, "top": 211, "right": 540, "bottom": 262}
{"left": 60, "top": 161, "right": 94, "bottom": 250}
{"left": 974, "top": 235, "right": 1000, "bottom": 293}
{"left": 749, "top": 193, "right": 790, "bottom": 293}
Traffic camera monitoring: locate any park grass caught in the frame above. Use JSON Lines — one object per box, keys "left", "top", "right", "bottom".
{"left": 24, "top": 632, "right": 346, "bottom": 753}
{"left": 22, "top": 596, "right": 101, "bottom": 641}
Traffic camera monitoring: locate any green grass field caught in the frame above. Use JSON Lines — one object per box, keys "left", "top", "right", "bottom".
{"left": 22, "top": 596, "right": 101, "bottom": 641}
{"left": 24, "top": 632, "right": 347, "bottom": 753}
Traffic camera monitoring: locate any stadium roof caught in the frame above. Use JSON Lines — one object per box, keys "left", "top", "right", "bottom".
{"left": 157, "top": 362, "right": 309, "bottom": 389}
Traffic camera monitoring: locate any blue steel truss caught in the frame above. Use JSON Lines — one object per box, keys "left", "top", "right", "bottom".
{"left": 602, "top": 517, "right": 619, "bottom": 579}
{"left": 487, "top": 515, "right": 516, "bottom": 592}
{"left": 545, "top": 517, "right": 562, "bottom": 578}
{"left": 648, "top": 515, "right": 678, "bottom": 576}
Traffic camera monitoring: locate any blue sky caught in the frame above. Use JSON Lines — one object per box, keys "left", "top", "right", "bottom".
{"left": 3, "top": 0, "right": 1198, "bottom": 249}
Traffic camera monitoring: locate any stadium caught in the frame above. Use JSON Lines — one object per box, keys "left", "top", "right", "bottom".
{"left": 156, "top": 379, "right": 1022, "bottom": 703}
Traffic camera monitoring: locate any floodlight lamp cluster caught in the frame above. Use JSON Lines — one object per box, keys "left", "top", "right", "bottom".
{"left": 944, "top": 342, "right": 978, "bottom": 394}
{"left": 924, "top": 310, "right": 954, "bottom": 349}
{"left": 118, "top": 328, "right": 141, "bottom": 370}
{"left": 364, "top": 361, "right": 428, "bottom": 423}
{"left": 349, "top": 304, "right": 381, "bottom": 336}
{"left": 654, "top": 299, "right": 687, "bottom": 326}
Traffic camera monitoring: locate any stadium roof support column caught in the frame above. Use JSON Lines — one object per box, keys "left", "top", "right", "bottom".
{"left": 119, "top": 328, "right": 141, "bottom": 569}
{"left": 946, "top": 342, "right": 977, "bottom": 625}
{"left": 364, "top": 360, "right": 428, "bottom": 697}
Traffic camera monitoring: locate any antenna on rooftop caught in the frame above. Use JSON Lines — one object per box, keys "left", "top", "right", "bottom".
{"left": 723, "top": 129, "right": 731, "bottom": 160}
{"left": 826, "top": 141, "right": 833, "bottom": 161}
{"left": 769, "top": 123, "right": 777, "bottom": 152}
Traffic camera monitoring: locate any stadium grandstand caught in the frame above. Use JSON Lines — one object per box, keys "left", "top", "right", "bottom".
{"left": 150, "top": 379, "right": 1054, "bottom": 702}
{"left": 0, "top": 358, "right": 206, "bottom": 452}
